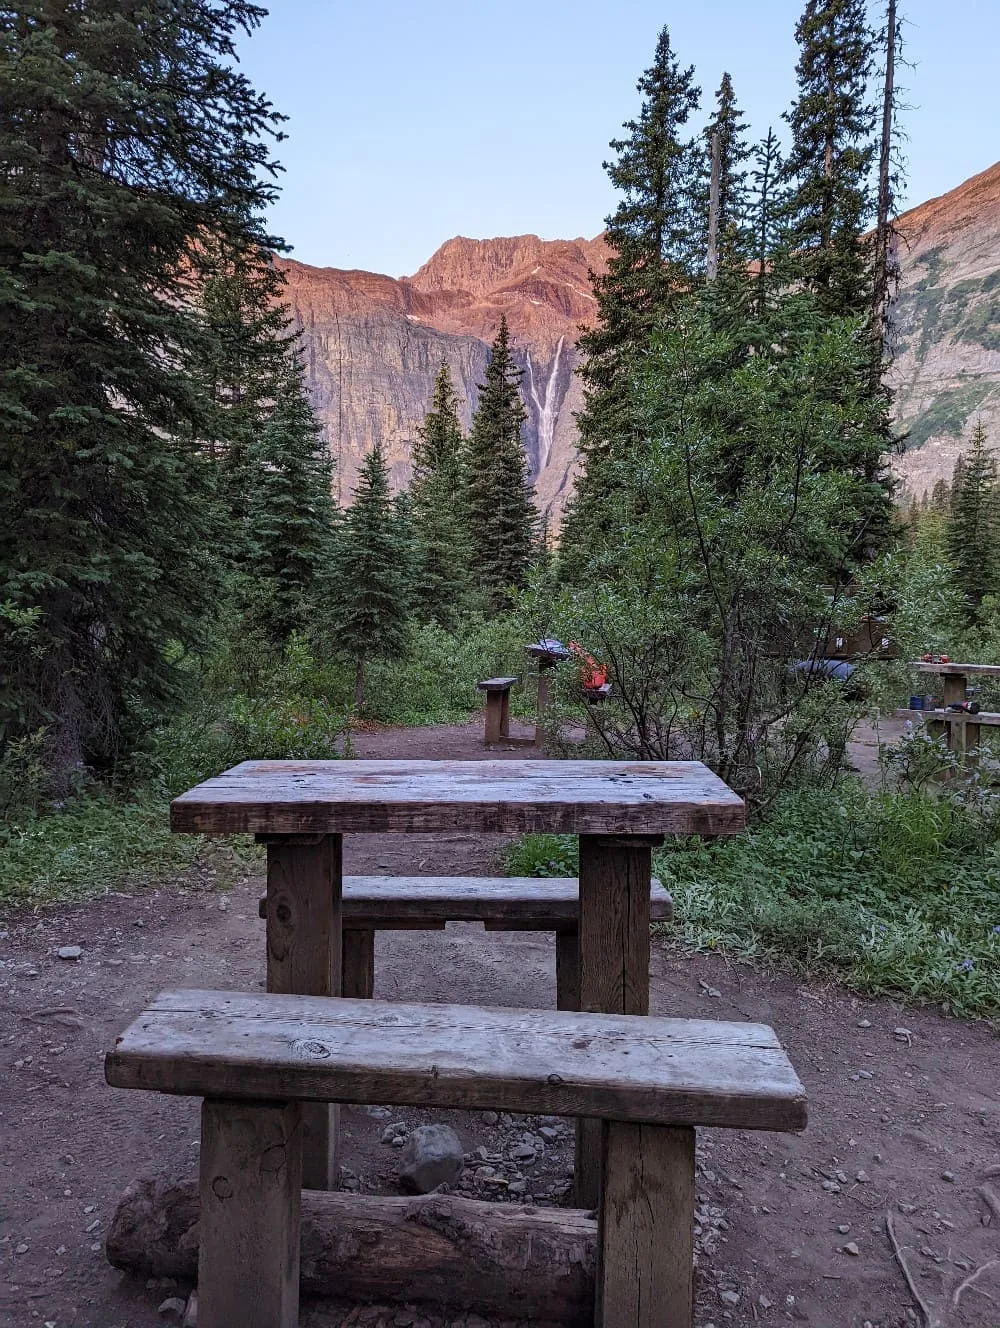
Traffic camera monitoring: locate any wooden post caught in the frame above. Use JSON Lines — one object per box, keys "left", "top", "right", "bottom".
{"left": 484, "top": 692, "right": 502, "bottom": 745}
{"left": 198, "top": 1098, "right": 302, "bottom": 1328}
{"left": 555, "top": 929, "right": 579, "bottom": 1011}
{"left": 536, "top": 667, "right": 551, "bottom": 745}
{"left": 499, "top": 687, "right": 511, "bottom": 739}
{"left": 342, "top": 929, "right": 375, "bottom": 999}
{"left": 575, "top": 834, "right": 658, "bottom": 1208}
{"left": 597, "top": 1122, "right": 695, "bottom": 1328}
{"left": 943, "top": 672, "right": 967, "bottom": 757}
{"left": 265, "top": 834, "right": 342, "bottom": 1189}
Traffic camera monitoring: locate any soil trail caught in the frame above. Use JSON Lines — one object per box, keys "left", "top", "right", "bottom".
{"left": 1, "top": 718, "right": 996, "bottom": 1328}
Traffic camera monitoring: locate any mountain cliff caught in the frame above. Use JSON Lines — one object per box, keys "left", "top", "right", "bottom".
{"left": 278, "top": 233, "right": 607, "bottom": 516}
{"left": 889, "top": 162, "right": 1000, "bottom": 497}
{"left": 281, "top": 162, "right": 1000, "bottom": 512}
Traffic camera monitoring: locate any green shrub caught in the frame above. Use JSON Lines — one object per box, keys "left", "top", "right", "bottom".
{"left": 655, "top": 779, "right": 1000, "bottom": 1019}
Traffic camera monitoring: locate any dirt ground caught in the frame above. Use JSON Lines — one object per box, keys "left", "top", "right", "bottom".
{"left": 2, "top": 718, "right": 998, "bottom": 1328}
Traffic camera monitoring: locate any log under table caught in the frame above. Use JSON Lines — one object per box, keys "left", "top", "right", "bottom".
{"left": 170, "top": 758, "right": 746, "bottom": 1201}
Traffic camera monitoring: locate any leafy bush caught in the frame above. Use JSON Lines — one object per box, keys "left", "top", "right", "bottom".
{"left": 657, "top": 780, "right": 1000, "bottom": 1018}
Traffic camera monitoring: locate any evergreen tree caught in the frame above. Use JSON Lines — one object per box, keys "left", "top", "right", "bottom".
{"left": 410, "top": 364, "right": 473, "bottom": 628}
{"left": 197, "top": 247, "right": 298, "bottom": 503}
{"left": 780, "top": 0, "right": 878, "bottom": 317}
{"left": 947, "top": 422, "right": 1000, "bottom": 614}
{"left": 466, "top": 318, "right": 538, "bottom": 610}
{"left": 561, "top": 27, "right": 701, "bottom": 576}
{"left": 0, "top": 1, "right": 282, "bottom": 788}
{"left": 331, "top": 442, "right": 409, "bottom": 708}
{"left": 749, "top": 129, "right": 785, "bottom": 317}
{"left": 241, "top": 353, "right": 336, "bottom": 646}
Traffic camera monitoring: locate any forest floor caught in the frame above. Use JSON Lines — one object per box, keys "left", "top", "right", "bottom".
{"left": 2, "top": 718, "right": 998, "bottom": 1328}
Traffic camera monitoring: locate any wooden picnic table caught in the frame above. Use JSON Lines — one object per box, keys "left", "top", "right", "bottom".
{"left": 171, "top": 758, "right": 745, "bottom": 1200}
{"left": 897, "top": 661, "right": 1000, "bottom": 759}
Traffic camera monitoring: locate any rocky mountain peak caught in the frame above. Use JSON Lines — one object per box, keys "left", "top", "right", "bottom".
{"left": 277, "top": 162, "right": 1000, "bottom": 514}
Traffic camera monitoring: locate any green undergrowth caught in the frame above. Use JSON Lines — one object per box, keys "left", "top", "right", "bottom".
{"left": 0, "top": 796, "right": 260, "bottom": 909}
{"left": 505, "top": 780, "right": 1000, "bottom": 1020}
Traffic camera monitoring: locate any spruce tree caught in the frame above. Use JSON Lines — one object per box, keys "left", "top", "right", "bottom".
{"left": 947, "top": 422, "right": 1000, "bottom": 614}
{"left": 410, "top": 364, "right": 473, "bottom": 628}
{"left": 0, "top": 1, "right": 282, "bottom": 788}
{"left": 781, "top": 0, "right": 878, "bottom": 318}
{"left": 331, "top": 442, "right": 410, "bottom": 708}
{"left": 241, "top": 353, "right": 336, "bottom": 646}
{"left": 197, "top": 247, "right": 299, "bottom": 503}
{"left": 561, "top": 26, "right": 701, "bottom": 577}
{"left": 749, "top": 129, "right": 785, "bottom": 317}
{"left": 466, "top": 318, "right": 538, "bottom": 611}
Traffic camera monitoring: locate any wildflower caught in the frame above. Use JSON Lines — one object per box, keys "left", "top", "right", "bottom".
{"left": 993, "top": 926, "right": 1000, "bottom": 934}
{"left": 960, "top": 958, "right": 975, "bottom": 972}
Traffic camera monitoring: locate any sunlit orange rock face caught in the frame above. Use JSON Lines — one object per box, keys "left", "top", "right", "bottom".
{"left": 889, "top": 162, "right": 1000, "bottom": 497}
{"left": 281, "top": 162, "right": 1000, "bottom": 515}
{"left": 277, "top": 234, "right": 608, "bottom": 517}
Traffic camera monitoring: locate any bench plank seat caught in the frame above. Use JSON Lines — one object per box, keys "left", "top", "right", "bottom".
{"left": 107, "top": 989, "right": 807, "bottom": 1133}
{"left": 258, "top": 875, "right": 673, "bottom": 930}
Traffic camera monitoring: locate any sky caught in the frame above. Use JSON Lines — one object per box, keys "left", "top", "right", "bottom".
{"left": 235, "top": 0, "right": 1000, "bottom": 278}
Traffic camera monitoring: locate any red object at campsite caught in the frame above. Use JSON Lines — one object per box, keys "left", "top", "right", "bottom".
{"left": 569, "top": 642, "right": 608, "bottom": 691}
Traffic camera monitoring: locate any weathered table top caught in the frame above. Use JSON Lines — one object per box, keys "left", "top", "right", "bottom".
{"left": 171, "top": 759, "right": 745, "bottom": 837}
{"left": 911, "top": 661, "right": 1000, "bottom": 677}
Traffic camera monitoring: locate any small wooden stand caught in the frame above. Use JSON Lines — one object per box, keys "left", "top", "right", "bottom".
{"left": 477, "top": 676, "right": 517, "bottom": 746}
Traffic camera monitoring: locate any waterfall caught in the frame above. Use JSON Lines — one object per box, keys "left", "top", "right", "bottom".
{"left": 524, "top": 336, "right": 565, "bottom": 475}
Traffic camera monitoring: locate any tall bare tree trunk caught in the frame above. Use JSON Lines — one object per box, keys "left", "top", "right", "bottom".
{"left": 707, "top": 130, "right": 721, "bottom": 281}
{"left": 872, "top": 0, "right": 898, "bottom": 381}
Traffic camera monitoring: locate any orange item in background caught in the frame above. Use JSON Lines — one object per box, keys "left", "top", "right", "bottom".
{"left": 568, "top": 641, "right": 608, "bottom": 690}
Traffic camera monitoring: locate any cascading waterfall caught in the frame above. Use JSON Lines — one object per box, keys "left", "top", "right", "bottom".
{"left": 524, "top": 335, "right": 565, "bottom": 475}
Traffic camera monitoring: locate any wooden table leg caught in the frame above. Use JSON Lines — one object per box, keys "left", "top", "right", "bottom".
{"left": 265, "top": 834, "right": 342, "bottom": 1189}
{"left": 943, "top": 672, "right": 967, "bottom": 757}
{"left": 597, "top": 1121, "right": 695, "bottom": 1328}
{"left": 198, "top": 1098, "right": 302, "bottom": 1328}
{"left": 343, "top": 928, "right": 375, "bottom": 998}
{"left": 484, "top": 693, "right": 502, "bottom": 745}
{"left": 575, "top": 833, "right": 660, "bottom": 1209}
{"left": 500, "top": 687, "right": 511, "bottom": 738}
{"left": 555, "top": 929, "right": 579, "bottom": 1011}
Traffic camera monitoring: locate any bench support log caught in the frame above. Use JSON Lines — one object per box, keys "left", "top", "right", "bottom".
{"left": 198, "top": 1099, "right": 302, "bottom": 1328}
{"left": 265, "top": 835, "right": 342, "bottom": 1189}
{"left": 576, "top": 835, "right": 655, "bottom": 1209}
{"left": 598, "top": 1122, "right": 695, "bottom": 1328}
{"left": 107, "top": 1175, "right": 597, "bottom": 1325}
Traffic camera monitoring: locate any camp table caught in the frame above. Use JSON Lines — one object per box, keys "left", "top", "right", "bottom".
{"left": 171, "top": 758, "right": 746, "bottom": 1199}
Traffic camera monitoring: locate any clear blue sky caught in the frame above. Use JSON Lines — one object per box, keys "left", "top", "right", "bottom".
{"left": 235, "top": 0, "right": 1000, "bottom": 277}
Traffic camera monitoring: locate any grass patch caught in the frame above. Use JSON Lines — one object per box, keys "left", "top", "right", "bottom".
{"left": 0, "top": 796, "right": 259, "bottom": 909}
{"left": 504, "top": 782, "right": 1000, "bottom": 1019}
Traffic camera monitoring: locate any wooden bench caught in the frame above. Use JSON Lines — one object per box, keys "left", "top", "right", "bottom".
{"left": 259, "top": 874, "right": 673, "bottom": 1009}
{"left": 476, "top": 676, "right": 518, "bottom": 744}
{"left": 106, "top": 989, "right": 807, "bottom": 1328}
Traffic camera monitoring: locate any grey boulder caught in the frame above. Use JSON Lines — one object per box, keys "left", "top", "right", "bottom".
{"left": 398, "top": 1123, "right": 464, "bottom": 1194}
